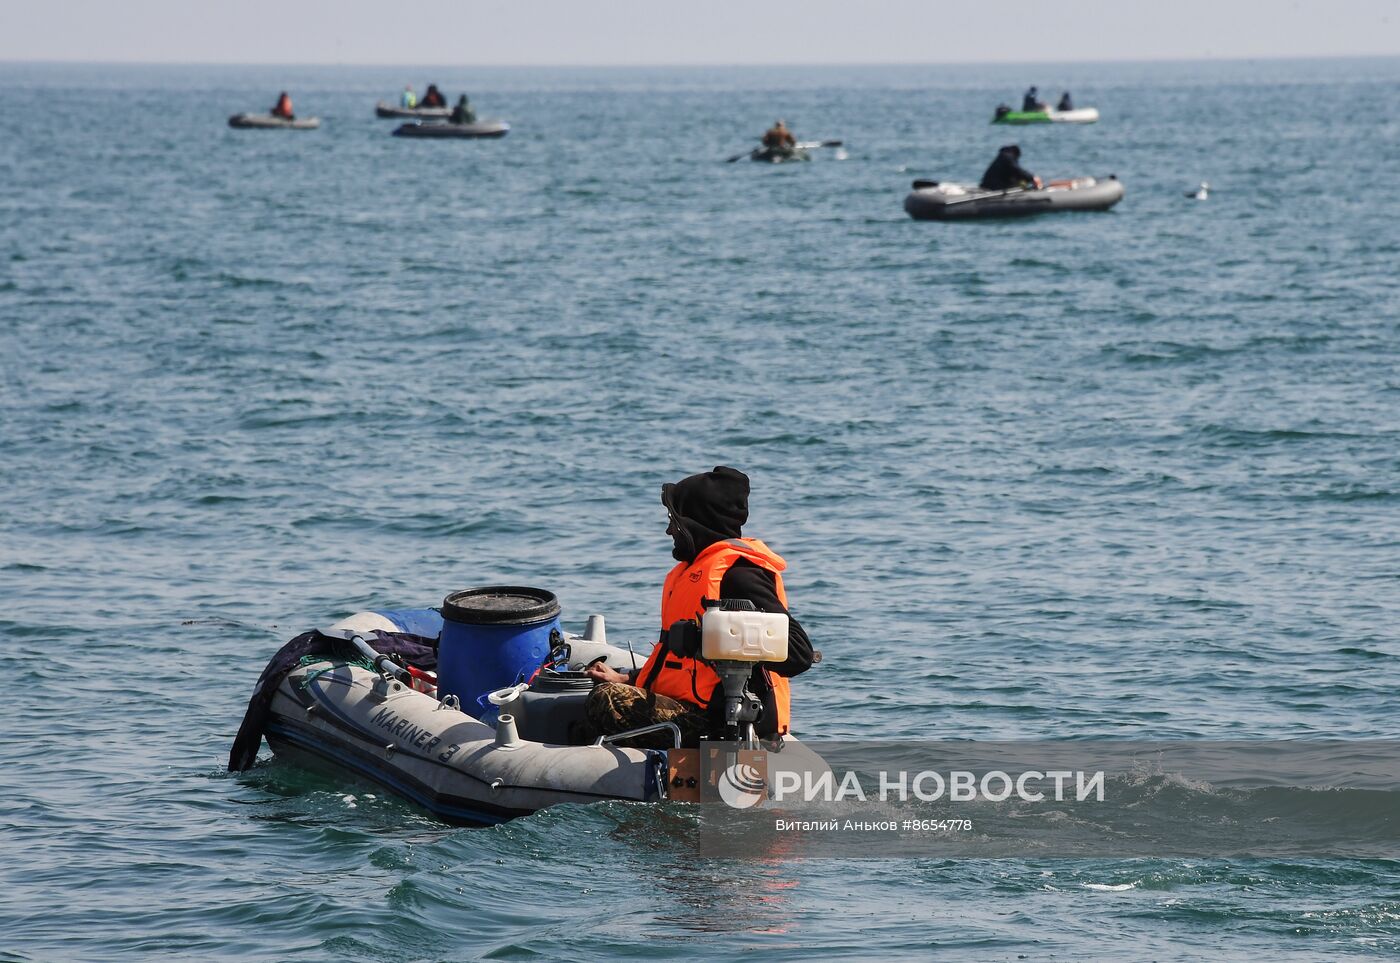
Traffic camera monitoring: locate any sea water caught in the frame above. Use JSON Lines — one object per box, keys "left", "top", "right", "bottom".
{"left": 2, "top": 58, "right": 1398, "bottom": 960}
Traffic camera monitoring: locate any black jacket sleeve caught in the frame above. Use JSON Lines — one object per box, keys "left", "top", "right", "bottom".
{"left": 719, "top": 560, "right": 814, "bottom": 678}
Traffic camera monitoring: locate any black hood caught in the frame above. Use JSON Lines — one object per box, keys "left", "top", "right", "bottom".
{"left": 661, "top": 466, "right": 749, "bottom": 562}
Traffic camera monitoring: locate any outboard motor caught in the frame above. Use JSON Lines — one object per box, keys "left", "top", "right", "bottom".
{"left": 664, "top": 600, "right": 790, "bottom": 745}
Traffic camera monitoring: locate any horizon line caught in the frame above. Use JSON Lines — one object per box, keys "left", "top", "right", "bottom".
{"left": 2, "top": 51, "right": 1398, "bottom": 70}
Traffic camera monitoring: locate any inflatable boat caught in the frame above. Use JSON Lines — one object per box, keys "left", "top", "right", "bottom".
{"left": 749, "top": 145, "right": 811, "bottom": 163}
{"left": 993, "top": 106, "right": 1100, "bottom": 125}
{"left": 904, "top": 175, "right": 1124, "bottom": 220}
{"left": 228, "top": 113, "right": 321, "bottom": 130}
{"left": 728, "top": 140, "right": 842, "bottom": 164}
{"left": 391, "top": 120, "right": 511, "bottom": 139}
{"left": 375, "top": 101, "right": 452, "bottom": 119}
{"left": 229, "top": 588, "right": 824, "bottom": 825}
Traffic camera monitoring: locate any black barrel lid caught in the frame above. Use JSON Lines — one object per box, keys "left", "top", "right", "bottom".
{"left": 441, "top": 586, "right": 561, "bottom": 626}
{"left": 529, "top": 668, "right": 595, "bottom": 693}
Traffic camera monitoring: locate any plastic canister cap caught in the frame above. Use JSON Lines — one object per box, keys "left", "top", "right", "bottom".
{"left": 487, "top": 683, "right": 529, "bottom": 706}
{"left": 441, "top": 586, "right": 561, "bottom": 625}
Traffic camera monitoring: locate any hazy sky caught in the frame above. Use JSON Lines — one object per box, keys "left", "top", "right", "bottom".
{"left": 2, "top": 0, "right": 1397, "bottom": 65}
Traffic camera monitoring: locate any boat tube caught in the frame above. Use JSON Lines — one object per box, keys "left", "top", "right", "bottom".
{"left": 229, "top": 602, "right": 826, "bottom": 825}
{"left": 993, "top": 106, "right": 1100, "bottom": 125}
{"left": 391, "top": 120, "right": 511, "bottom": 139}
{"left": 228, "top": 113, "right": 321, "bottom": 130}
{"left": 904, "top": 175, "right": 1124, "bottom": 220}
{"left": 375, "top": 101, "right": 452, "bottom": 119}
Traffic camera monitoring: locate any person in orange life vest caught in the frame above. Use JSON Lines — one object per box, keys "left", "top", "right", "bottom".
{"left": 420, "top": 84, "right": 447, "bottom": 108}
{"left": 583, "top": 466, "right": 814, "bottom": 746}
{"left": 271, "top": 92, "right": 294, "bottom": 119}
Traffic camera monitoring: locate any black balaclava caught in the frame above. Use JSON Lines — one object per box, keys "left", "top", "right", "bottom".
{"left": 661, "top": 466, "right": 750, "bottom": 563}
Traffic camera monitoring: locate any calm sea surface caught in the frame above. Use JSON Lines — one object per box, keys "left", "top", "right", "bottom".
{"left": 2, "top": 58, "right": 1399, "bottom": 960}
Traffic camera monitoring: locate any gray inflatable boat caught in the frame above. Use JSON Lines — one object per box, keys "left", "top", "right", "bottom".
{"left": 392, "top": 119, "right": 511, "bottom": 139}
{"left": 249, "top": 608, "right": 826, "bottom": 825}
{"left": 228, "top": 113, "right": 321, "bottom": 130}
{"left": 904, "top": 175, "right": 1124, "bottom": 220}
{"left": 375, "top": 101, "right": 452, "bottom": 119}
{"left": 266, "top": 658, "right": 662, "bottom": 824}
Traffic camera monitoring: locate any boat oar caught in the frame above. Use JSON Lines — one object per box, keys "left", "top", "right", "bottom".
{"left": 943, "top": 187, "right": 1029, "bottom": 206}
{"left": 909, "top": 179, "right": 1030, "bottom": 205}
{"left": 318, "top": 625, "right": 416, "bottom": 684}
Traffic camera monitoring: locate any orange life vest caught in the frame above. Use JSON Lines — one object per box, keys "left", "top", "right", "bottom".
{"left": 637, "top": 537, "right": 792, "bottom": 734}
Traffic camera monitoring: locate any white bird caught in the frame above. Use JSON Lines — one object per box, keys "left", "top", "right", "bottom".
{"left": 1186, "top": 181, "right": 1210, "bottom": 200}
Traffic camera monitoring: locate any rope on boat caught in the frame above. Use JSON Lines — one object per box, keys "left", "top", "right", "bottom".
{"left": 297, "top": 654, "right": 377, "bottom": 689}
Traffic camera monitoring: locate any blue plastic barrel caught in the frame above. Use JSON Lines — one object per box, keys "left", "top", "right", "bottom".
{"left": 437, "top": 587, "right": 561, "bottom": 718}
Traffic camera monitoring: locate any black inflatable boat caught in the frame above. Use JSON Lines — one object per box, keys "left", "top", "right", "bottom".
{"left": 391, "top": 120, "right": 511, "bottom": 139}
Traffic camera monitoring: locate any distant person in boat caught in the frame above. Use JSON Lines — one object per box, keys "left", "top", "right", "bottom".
{"left": 449, "top": 94, "right": 476, "bottom": 125}
{"left": 401, "top": 85, "right": 417, "bottom": 109}
{"left": 420, "top": 84, "right": 447, "bottom": 108}
{"left": 1022, "top": 86, "right": 1042, "bottom": 112}
{"left": 994, "top": 103, "right": 1012, "bottom": 121}
{"left": 762, "top": 120, "right": 797, "bottom": 150}
{"left": 1057, "top": 91, "right": 1073, "bottom": 111}
{"left": 980, "top": 144, "right": 1042, "bottom": 191}
{"left": 271, "top": 92, "right": 294, "bottom": 120}
{"left": 582, "top": 466, "right": 815, "bottom": 748}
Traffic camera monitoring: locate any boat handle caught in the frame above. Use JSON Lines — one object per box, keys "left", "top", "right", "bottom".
{"left": 593, "top": 722, "right": 682, "bottom": 749}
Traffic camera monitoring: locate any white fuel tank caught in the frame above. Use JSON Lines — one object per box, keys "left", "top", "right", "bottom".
{"left": 700, "top": 608, "right": 789, "bottom": 663}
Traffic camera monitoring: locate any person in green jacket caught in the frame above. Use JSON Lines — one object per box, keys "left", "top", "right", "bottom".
{"left": 449, "top": 94, "right": 476, "bottom": 125}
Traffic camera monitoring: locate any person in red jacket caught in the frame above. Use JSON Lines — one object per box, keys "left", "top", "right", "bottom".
{"left": 584, "top": 466, "right": 814, "bottom": 747}
{"left": 271, "top": 91, "right": 294, "bottom": 119}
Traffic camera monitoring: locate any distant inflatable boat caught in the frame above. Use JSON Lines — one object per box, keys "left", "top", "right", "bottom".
{"left": 228, "top": 113, "right": 321, "bottom": 130}
{"left": 749, "top": 145, "right": 811, "bottom": 163}
{"left": 391, "top": 120, "right": 511, "bottom": 139}
{"left": 904, "top": 175, "right": 1124, "bottom": 220}
{"left": 375, "top": 101, "right": 452, "bottom": 119}
{"left": 993, "top": 106, "right": 1100, "bottom": 125}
